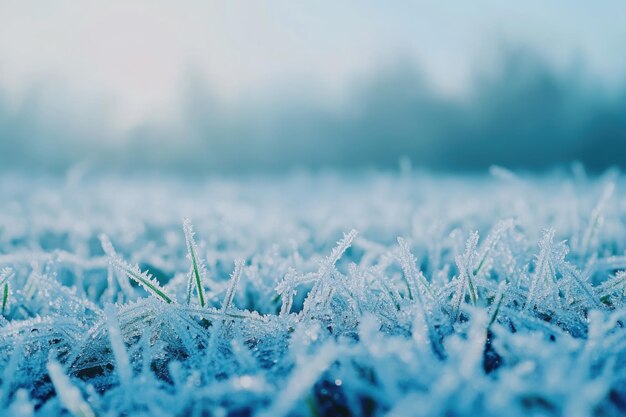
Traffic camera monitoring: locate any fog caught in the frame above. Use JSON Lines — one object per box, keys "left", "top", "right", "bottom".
{"left": 0, "top": 47, "right": 625, "bottom": 174}
{"left": 1, "top": 2, "right": 625, "bottom": 174}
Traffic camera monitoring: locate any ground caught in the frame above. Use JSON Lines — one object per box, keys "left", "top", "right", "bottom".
{"left": 1, "top": 168, "right": 625, "bottom": 417}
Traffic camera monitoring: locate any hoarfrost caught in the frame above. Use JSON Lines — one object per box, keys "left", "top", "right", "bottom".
{"left": 0, "top": 171, "right": 625, "bottom": 416}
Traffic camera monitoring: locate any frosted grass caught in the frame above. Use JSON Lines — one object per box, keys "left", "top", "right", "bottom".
{"left": 0, "top": 169, "right": 626, "bottom": 416}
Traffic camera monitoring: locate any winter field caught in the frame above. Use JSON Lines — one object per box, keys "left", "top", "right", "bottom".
{"left": 1, "top": 168, "right": 626, "bottom": 417}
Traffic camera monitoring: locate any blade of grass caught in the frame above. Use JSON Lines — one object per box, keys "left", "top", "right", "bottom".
{"left": 110, "top": 257, "right": 173, "bottom": 304}
{"left": 1, "top": 283, "right": 9, "bottom": 316}
{"left": 47, "top": 359, "right": 96, "bottom": 417}
{"left": 0, "top": 268, "right": 12, "bottom": 315}
{"left": 183, "top": 218, "right": 207, "bottom": 307}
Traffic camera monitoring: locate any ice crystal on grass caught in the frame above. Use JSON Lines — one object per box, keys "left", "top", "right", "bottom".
{"left": 46, "top": 359, "right": 95, "bottom": 417}
{"left": 451, "top": 231, "right": 480, "bottom": 320}
{"left": 183, "top": 218, "right": 209, "bottom": 307}
{"left": 110, "top": 256, "right": 173, "bottom": 304}
{"left": 0, "top": 268, "right": 13, "bottom": 316}
{"left": 3, "top": 171, "right": 626, "bottom": 416}
{"left": 104, "top": 303, "right": 132, "bottom": 387}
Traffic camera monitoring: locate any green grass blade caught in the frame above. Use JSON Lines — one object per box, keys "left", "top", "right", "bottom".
{"left": 1, "top": 282, "right": 8, "bottom": 315}
{"left": 183, "top": 218, "right": 206, "bottom": 307}
{"left": 110, "top": 257, "right": 173, "bottom": 304}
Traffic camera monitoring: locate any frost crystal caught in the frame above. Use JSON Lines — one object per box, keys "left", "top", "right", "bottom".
{"left": 1, "top": 172, "right": 626, "bottom": 416}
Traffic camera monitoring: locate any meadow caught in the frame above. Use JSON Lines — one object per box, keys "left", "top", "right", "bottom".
{"left": 1, "top": 167, "right": 625, "bottom": 416}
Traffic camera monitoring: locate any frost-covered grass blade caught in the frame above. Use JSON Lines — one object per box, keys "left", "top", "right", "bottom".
{"left": 109, "top": 256, "right": 173, "bottom": 304}
{"left": 183, "top": 218, "right": 208, "bottom": 307}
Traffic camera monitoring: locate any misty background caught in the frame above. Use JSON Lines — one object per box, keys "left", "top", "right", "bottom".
{"left": 0, "top": 2, "right": 625, "bottom": 174}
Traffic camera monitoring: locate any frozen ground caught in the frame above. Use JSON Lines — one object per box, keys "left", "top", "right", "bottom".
{"left": 1, "top": 168, "right": 626, "bottom": 416}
